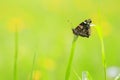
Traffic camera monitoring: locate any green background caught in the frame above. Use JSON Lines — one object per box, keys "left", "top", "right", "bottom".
{"left": 0, "top": 0, "right": 120, "bottom": 80}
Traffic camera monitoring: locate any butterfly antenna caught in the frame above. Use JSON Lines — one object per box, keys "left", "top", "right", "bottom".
{"left": 90, "top": 24, "right": 96, "bottom": 27}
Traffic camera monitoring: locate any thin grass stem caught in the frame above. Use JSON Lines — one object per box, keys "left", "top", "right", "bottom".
{"left": 30, "top": 52, "right": 36, "bottom": 80}
{"left": 82, "top": 71, "right": 92, "bottom": 80}
{"left": 114, "top": 74, "right": 120, "bottom": 80}
{"left": 14, "top": 26, "right": 18, "bottom": 80}
{"left": 95, "top": 26, "right": 106, "bottom": 80}
{"left": 73, "top": 69, "right": 81, "bottom": 80}
{"left": 96, "top": 0, "right": 107, "bottom": 79}
{"left": 65, "top": 35, "right": 78, "bottom": 80}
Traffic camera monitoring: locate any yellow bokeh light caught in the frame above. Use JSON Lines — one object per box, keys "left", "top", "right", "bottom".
{"left": 101, "top": 21, "right": 111, "bottom": 37}
{"left": 7, "top": 17, "right": 26, "bottom": 32}
{"left": 32, "top": 70, "right": 42, "bottom": 80}
{"left": 43, "top": 58, "right": 55, "bottom": 71}
{"left": 91, "top": 13, "right": 112, "bottom": 37}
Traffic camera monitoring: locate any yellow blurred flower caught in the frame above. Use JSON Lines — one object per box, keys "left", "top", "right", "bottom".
{"left": 32, "top": 70, "right": 42, "bottom": 80}
{"left": 101, "top": 21, "right": 111, "bottom": 37}
{"left": 91, "top": 14, "right": 112, "bottom": 37}
{"left": 7, "top": 17, "right": 26, "bottom": 32}
{"left": 43, "top": 58, "right": 56, "bottom": 71}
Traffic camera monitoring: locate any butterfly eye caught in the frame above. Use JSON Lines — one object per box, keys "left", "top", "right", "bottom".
{"left": 88, "top": 19, "right": 92, "bottom": 23}
{"left": 89, "top": 20, "right": 92, "bottom": 23}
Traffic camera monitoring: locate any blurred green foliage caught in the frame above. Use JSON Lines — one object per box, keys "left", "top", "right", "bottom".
{"left": 0, "top": 0, "right": 120, "bottom": 80}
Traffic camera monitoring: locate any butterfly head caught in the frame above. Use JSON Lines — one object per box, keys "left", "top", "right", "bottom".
{"left": 80, "top": 19, "right": 92, "bottom": 27}
{"left": 84, "top": 19, "right": 92, "bottom": 25}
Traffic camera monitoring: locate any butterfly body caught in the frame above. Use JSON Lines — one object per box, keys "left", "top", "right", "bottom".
{"left": 72, "top": 19, "right": 92, "bottom": 38}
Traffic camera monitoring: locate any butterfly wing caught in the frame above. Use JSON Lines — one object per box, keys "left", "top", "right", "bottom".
{"left": 72, "top": 19, "right": 92, "bottom": 38}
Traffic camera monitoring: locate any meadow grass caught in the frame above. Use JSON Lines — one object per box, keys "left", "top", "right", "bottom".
{"left": 13, "top": 26, "right": 37, "bottom": 80}
{"left": 30, "top": 52, "right": 37, "bottom": 80}
{"left": 115, "top": 74, "right": 120, "bottom": 80}
{"left": 96, "top": 0, "right": 107, "bottom": 79}
{"left": 82, "top": 71, "right": 92, "bottom": 80}
{"left": 14, "top": 26, "right": 18, "bottom": 80}
{"left": 73, "top": 69, "right": 81, "bottom": 80}
{"left": 95, "top": 26, "right": 107, "bottom": 80}
{"left": 65, "top": 23, "right": 106, "bottom": 80}
{"left": 65, "top": 35, "right": 78, "bottom": 80}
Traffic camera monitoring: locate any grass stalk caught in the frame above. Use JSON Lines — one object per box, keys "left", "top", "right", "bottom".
{"left": 14, "top": 26, "right": 18, "bottom": 80}
{"left": 96, "top": 0, "right": 106, "bottom": 79}
{"left": 82, "top": 71, "right": 92, "bottom": 80}
{"left": 73, "top": 69, "right": 81, "bottom": 80}
{"left": 95, "top": 26, "right": 106, "bottom": 80}
{"left": 114, "top": 74, "right": 120, "bottom": 80}
{"left": 65, "top": 35, "right": 78, "bottom": 80}
{"left": 30, "top": 52, "right": 36, "bottom": 80}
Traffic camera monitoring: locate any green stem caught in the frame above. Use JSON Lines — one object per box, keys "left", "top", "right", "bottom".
{"left": 73, "top": 69, "right": 81, "bottom": 80}
{"left": 96, "top": 0, "right": 106, "bottom": 79}
{"left": 14, "top": 26, "right": 18, "bottom": 80}
{"left": 95, "top": 26, "right": 106, "bottom": 80}
{"left": 114, "top": 74, "right": 120, "bottom": 80}
{"left": 65, "top": 35, "right": 78, "bottom": 80}
{"left": 30, "top": 52, "right": 36, "bottom": 80}
{"left": 101, "top": 37, "right": 107, "bottom": 80}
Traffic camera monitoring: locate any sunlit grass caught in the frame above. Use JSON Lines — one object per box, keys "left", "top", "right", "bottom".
{"left": 115, "top": 74, "right": 120, "bottom": 80}
{"left": 82, "top": 71, "right": 92, "bottom": 80}
{"left": 14, "top": 26, "right": 18, "bottom": 80}
{"left": 94, "top": 1, "right": 107, "bottom": 79}
{"left": 95, "top": 26, "right": 107, "bottom": 80}
{"left": 65, "top": 35, "right": 78, "bottom": 80}
{"left": 30, "top": 52, "right": 37, "bottom": 80}
{"left": 32, "top": 70, "right": 42, "bottom": 80}
{"left": 73, "top": 69, "right": 81, "bottom": 80}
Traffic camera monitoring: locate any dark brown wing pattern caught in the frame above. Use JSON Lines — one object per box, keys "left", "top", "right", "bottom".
{"left": 72, "top": 19, "right": 92, "bottom": 38}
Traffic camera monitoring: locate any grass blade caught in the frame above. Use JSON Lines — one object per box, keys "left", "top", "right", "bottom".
{"left": 96, "top": 0, "right": 107, "bottom": 79}
{"left": 14, "top": 26, "right": 18, "bottom": 80}
{"left": 73, "top": 69, "right": 81, "bottom": 80}
{"left": 82, "top": 71, "right": 92, "bottom": 80}
{"left": 30, "top": 52, "right": 37, "bottom": 80}
{"left": 95, "top": 26, "right": 107, "bottom": 80}
{"left": 115, "top": 74, "right": 120, "bottom": 80}
{"left": 65, "top": 35, "right": 78, "bottom": 80}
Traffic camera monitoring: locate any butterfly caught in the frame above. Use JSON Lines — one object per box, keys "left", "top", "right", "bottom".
{"left": 72, "top": 19, "right": 92, "bottom": 38}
